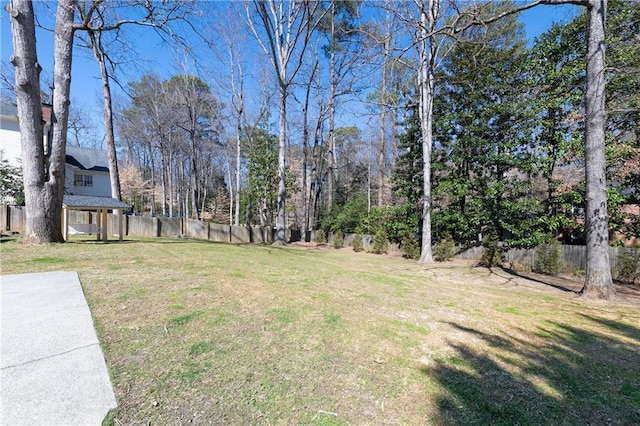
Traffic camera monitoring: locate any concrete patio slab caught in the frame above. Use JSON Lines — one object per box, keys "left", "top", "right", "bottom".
{"left": 1, "top": 271, "right": 117, "bottom": 425}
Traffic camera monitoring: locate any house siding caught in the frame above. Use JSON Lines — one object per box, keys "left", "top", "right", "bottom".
{"left": 0, "top": 116, "right": 21, "bottom": 167}
{"left": 65, "top": 168, "right": 111, "bottom": 197}
{"left": 1, "top": 102, "right": 113, "bottom": 202}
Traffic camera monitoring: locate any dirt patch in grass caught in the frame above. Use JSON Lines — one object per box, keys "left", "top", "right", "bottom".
{"left": 2, "top": 237, "right": 639, "bottom": 424}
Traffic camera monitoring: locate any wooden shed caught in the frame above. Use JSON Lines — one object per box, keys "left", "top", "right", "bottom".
{"left": 62, "top": 195, "right": 130, "bottom": 242}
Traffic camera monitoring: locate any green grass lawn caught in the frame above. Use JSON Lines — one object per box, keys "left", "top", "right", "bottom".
{"left": 2, "top": 236, "right": 639, "bottom": 424}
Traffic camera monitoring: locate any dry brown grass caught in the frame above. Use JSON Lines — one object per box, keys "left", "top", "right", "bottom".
{"left": 1, "top": 236, "right": 639, "bottom": 424}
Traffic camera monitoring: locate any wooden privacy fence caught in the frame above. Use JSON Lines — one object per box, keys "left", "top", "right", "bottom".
{"left": 1, "top": 205, "right": 25, "bottom": 233}
{"left": 2, "top": 205, "right": 636, "bottom": 277}
{"left": 1, "top": 206, "right": 282, "bottom": 244}
{"left": 456, "top": 244, "right": 631, "bottom": 278}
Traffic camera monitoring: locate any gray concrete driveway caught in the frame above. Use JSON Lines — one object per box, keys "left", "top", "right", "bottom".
{"left": 1, "top": 271, "right": 117, "bottom": 425}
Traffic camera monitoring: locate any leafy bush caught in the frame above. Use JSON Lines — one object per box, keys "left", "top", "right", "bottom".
{"left": 480, "top": 229, "right": 503, "bottom": 267}
{"left": 319, "top": 197, "right": 368, "bottom": 234}
{"left": 314, "top": 229, "right": 326, "bottom": 244}
{"left": 365, "top": 204, "right": 419, "bottom": 244}
{"left": 534, "top": 242, "right": 563, "bottom": 276}
{"left": 616, "top": 249, "right": 640, "bottom": 283}
{"left": 401, "top": 234, "right": 420, "bottom": 259}
{"left": 333, "top": 230, "right": 344, "bottom": 249}
{"left": 433, "top": 234, "right": 456, "bottom": 262}
{"left": 352, "top": 233, "right": 364, "bottom": 252}
{"left": 371, "top": 229, "right": 389, "bottom": 255}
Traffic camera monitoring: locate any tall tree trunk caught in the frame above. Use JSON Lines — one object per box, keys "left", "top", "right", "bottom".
{"left": 149, "top": 149, "right": 156, "bottom": 215}
{"left": 235, "top": 103, "right": 242, "bottom": 227}
{"left": 418, "top": 0, "right": 438, "bottom": 264}
{"left": 190, "top": 153, "right": 199, "bottom": 220}
{"left": 227, "top": 155, "right": 234, "bottom": 225}
{"left": 89, "top": 30, "right": 121, "bottom": 200}
{"left": 245, "top": 198, "right": 252, "bottom": 227}
{"left": 378, "top": 37, "right": 389, "bottom": 207}
{"left": 367, "top": 155, "right": 372, "bottom": 213}
{"left": 9, "top": 0, "right": 77, "bottom": 243}
{"left": 390, "top": 92, "right": 399, "bottom": 172}
{"left": 232, "top": 58, "right": 244, "bottom": 227}
{"left": 327, "top": 53, "right": 336, "bottom": 213}
{"left": 49, "top": 0, "right": 77, "bottom": 240}
{"left": 302, "top": 89, "right": 310, "bottom": 241}
{"left": 301, "top": 59, "right": 318, "bottom": 241}
{"left": 309, "top": 115, "right": 324, "bottom": 233}
{"left": 160, "top": 145, "right": 167, "bottom": 216}
{"left": 327, "top": 0, "right": 337, "bottom": 213}
{"left": 247, "top": 0, "right": 320, "bottom": 244}
{"left": 581, "top": 0, "right": 614, "bottom": 298}
{"left": 275, "top": 83, "right": 287, "bottom": 244}
{"left": 9, "top": 0, "right": 48, "bottom": 242}
{"left": 168, "top": 150, "right": 174, "bottom": 217}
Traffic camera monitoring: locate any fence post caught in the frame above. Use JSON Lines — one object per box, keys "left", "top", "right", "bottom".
{"left": 1, "top": 204, "right": 7, "bottom": 231}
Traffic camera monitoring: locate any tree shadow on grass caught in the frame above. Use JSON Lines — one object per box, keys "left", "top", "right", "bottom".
{"left": 422, "top": 318, "right": 640, "bottom": 425}
{"left": 66, "top": 237, "right": 229, "bottom": 246}
{"left": 492, "top": 267, "right": 580, "bottom": 294}
{"left": 493, "top": 267, "right": 640, "bottom": 305}
{"left": 579, "top": 313, "right": 640, "bottom": 342}
{"left": 66, "top": 239, "right": 137, "bottom": 244}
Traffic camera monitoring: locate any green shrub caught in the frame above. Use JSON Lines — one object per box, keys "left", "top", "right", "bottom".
{"left": 314, "top": 229, "right": 326, "bottom": 244}
{"left": 319, "top": 197, "right": 368, "bottom": 235}
{"left": 352, "top": 233, "right": 364, "bottom": 252}
{"left": 616, "top": 249, "right": 640, "bottom": 283}
{"left": 402, "top": 234, "right": 420, "bottom": 259}
{"left": 433, "top": 234, "right": 456, "bottom": 262}
{"left": 534, "top": 242, "right": 563, "bottom": 276}
{"left": 333, "top": 230, "right": 344, "bottom": 249}
{"left": 365, "top": 204, "right": 419, "bottom": 244}
{"left": 480, "top": 229, "right": 503, "bottom": 267}
{"left": 371, "top": 229, "right": 389, "bottom": 255}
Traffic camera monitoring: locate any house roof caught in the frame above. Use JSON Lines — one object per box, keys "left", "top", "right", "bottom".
{"left": 0, "top": 99, "right": 18, "bottom": 118}
{"left": 63, "top": 195, "right": 130, "bottom": 210}
{"left": 0, "top": 100, "right": 52, "bottom": 122}
{"left": 66, "top": 146, "right": 109, "bottom": 172}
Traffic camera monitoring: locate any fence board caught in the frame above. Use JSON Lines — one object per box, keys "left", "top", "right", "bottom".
{"left": 230, "top": 225, "right": 250, "bottom": 243}
{"left": 128, "top": 216, "right": 157, "bottom": 237}
{"left": 210, "top": 223, "right": 230, "bottom": 242}
{"left": 186, "top": 219, "right": 209, "bottom": 240}
{"left": 250, "top": 226, "right": 267, "bottom": 244}
{"left": 7, "top": 206, "right": 26, "bottom": 233}
{"left": 158, "top": 217, "right": 182, "bottom": 237}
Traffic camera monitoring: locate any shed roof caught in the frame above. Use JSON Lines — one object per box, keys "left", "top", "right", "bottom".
{"left": 63, "top": 195, "right": 130, "bottom": 210}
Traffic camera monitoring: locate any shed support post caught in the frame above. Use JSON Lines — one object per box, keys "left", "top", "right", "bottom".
{"left": 118, "top": 209, "right": 123, "bottom": 241}
{"left": 62, "top": 207, "right": 69, "bottom": 241}
{"left": 96, "top": 209, "right": 101, "bottom": 241}
{"left": 101, "top": 209, "right": 108, "bottom": 241}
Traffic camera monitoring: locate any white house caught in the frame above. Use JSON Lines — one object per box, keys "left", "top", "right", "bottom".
{"left": 0, "top": 99, "right": 23, "bottom": 167}
{"left": 0, "top": 99, "right": 111, "bottom": 199}
{"left": 65, "top": 146, "right": 111, "bottom": 197}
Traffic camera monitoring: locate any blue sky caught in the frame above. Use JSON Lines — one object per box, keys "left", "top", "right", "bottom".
{"left": 1, "top": 1, "right": 578, "bottom": 128}
{"left": 519, "top": 2, "right": 578, "bottom": 40}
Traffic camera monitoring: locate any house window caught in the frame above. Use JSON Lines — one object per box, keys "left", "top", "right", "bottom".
{"left": 74, "top": 173, "right": 93, "bottom": 187}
